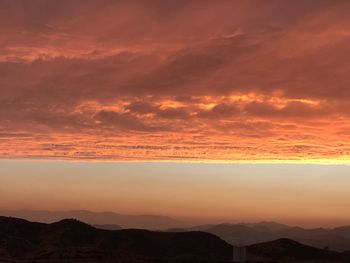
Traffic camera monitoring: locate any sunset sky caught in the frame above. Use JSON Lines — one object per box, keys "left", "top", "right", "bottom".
{"left": 1, "top": 0, "right": 350, "bottom": 162}
{"left": 2, "top": 160, "right": 350, "bottom": 227}
{"left": 1, "top": 1, "right": 350, "bottom": 226}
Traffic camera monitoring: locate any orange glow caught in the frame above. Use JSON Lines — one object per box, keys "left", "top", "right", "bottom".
{"left": 1, "top": 1, "right": 350, "bottom": 163}
{"left": 0, "top": 97, "right": 349, "bottom": 163}
{"left": 0, "top": 93, "right": 349, "bottom": 162}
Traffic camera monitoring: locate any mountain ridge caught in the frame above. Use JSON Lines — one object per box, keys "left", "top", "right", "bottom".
{"left": 1, "top": 216, "right": 350, "bottom": 262}
{"left": 0, "top": 209, "right": 185, "bottom": 230}
{"left": 247, "top": 238, "right": 343, "bottom": 262}
{"left": 3, "top": 210, "right": 350, "bottom": 252}
{"left": 174, "top": 222, "right": 350, "bottom": 252}
{"left": 0, "top": 216, "right": 232, "bottom": 262}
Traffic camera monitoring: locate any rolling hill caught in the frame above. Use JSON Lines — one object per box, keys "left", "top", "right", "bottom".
{"left": 0, "top": 216, "right": 232, "bottom": 262}
{"left": 248, "top": 238, "right": 341, "bottom": 262}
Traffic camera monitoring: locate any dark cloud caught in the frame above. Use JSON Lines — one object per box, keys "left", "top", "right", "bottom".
{"left": 197, "top": 103, "right": 241, "bottom": 119}
{"left": 245, "top": 101, "right": 332, "bottom": 119}
{"left": 125, "top": 101, "right": 191, "bottom": 120}
{"left": 156, "top": 107, "right": 191, "bottom": 120}
{"left": 125, "top": 101, "right": 158, "bottom": 114}
{"left": 95, "top": 110, "right": 170, "bottom": 132}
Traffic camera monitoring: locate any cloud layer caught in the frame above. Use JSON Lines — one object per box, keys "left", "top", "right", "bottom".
{"left": 1, "top": 0, "right": 350, "bottom": 162}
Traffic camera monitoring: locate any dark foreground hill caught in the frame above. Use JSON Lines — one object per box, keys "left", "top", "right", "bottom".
{"left": 93, "top": 224, "right": 122, "bottom": 230}
{"left": 1, "top": 217, "right": 350, "bottom": 263}
{"left": 247, "top": 238, "right": 347, "bottom": 262}
{"left": 0, "top": 216, "right": 231, "bottom": 263}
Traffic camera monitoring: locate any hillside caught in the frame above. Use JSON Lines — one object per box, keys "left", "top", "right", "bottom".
{"left": 2, "top": 216, "right": 350, "bottom": 262}
{"left": 93, "top": 224, "right": 122, "bottom": 230}
{"left": 248, "top": 238, "right": 341, "bottom": 262}
{"left": 0, "top": 216, "right": 232, "bottom": 262}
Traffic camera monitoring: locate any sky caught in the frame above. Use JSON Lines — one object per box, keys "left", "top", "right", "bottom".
{"left": 1, "top": 0, "right": 350, "bottom": 162}
{"left": 1, "top": 1, "right": 350, "bottom": 226}
{"left": 1, "top": 160, "right": 350, "bottom": 227}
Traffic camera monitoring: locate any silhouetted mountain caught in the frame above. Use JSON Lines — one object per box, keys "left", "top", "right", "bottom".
{"left": 205, "top": 224, "right": 272, "bottom": 245}
{"left": 240, "top": 221, "right": 289, "bottom": 231}
{"left": 342, "top": 250, "right": 350, "bottom": 260}
{"left": 0, "top": 216, "right": 232, "bottom": 263}
{"left": 93, "top": 224, "right": 122, "bottom": 230}
{"left": 275, "top": 226, "right": 350, "bottom": 252}
{"left": 332, "top": 226, "right": 350, "bottom": 238}
{"left": 179, "top": 222, "right": 350, "bottom": 252}
{"left": 248, "top": 238, "right": 341, "bottom": 262}
{"left": 2, "top": 216, "right": 350, "bottom": 262}
{"left": 0, "top": 210, "right": 185, "bottom": 230}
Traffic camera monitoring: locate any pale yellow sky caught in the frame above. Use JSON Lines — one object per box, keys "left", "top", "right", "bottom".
{"left": 1, "top": 160, "right": 350, "bottom": 227}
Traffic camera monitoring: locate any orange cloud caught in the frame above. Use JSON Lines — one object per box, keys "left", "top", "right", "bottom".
{"left": 1, "top": 0, "right": 350, "bottom": 162}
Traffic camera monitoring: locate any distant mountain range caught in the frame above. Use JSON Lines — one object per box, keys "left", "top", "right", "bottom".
{"left": 1, "top": 216, "right": 349, "bottom": 263}
{"left": 0, "top": 210, "right": 186, "bottom": 230}
{"left": 2, "top": 210, "right": 350, "bottom": 252}
{"left": 174, "top": 222, "right": 350, "bottom": 252}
